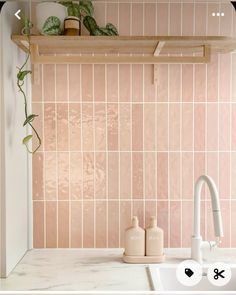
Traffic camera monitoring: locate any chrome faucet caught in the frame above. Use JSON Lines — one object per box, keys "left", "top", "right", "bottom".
{"left": 191, "top": 175, "right": 224, "bottom": 263}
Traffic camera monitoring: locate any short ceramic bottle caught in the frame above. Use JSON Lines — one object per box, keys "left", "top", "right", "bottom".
{"left": 124, "top": 216, "right": 145, "bottom": 256}
{"left": 146, "top": 216, "right": 164, "bottom": 256}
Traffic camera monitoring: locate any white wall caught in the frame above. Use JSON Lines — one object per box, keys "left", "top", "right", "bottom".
{"left": 0, "top": 2, "right": 31, "bottom": 278}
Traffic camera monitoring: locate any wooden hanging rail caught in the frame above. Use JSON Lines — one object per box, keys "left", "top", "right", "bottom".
{"left": 11, "top": 35, "right": 236, "bottom": 65}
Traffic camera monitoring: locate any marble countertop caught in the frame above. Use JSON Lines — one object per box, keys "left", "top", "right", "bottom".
{"left": 1, "top": 248, "right": 236, "bottom": 292}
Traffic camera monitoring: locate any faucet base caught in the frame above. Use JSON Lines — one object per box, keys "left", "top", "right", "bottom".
{"left": 191, "top": 236, "right": 202, "bottom": 263}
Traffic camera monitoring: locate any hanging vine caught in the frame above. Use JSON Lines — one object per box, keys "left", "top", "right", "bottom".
{"left": 17, "top": 16, "right": 41, "bottom": 153}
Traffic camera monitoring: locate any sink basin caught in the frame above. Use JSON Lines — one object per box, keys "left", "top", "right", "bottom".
{"left": 149, "top": 264, "right": 236, "bottom": 294}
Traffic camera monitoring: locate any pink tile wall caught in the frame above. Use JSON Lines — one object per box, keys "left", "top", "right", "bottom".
{"left": 32, "top": 2, "right": 236, "bottom": 248}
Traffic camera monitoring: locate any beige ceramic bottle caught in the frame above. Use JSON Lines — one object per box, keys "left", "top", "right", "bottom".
{"left": 124, "top": 216, "right": 145, "bottom": 256}
{"left": 146, "top": 216, "right": 164, "bottom": 256}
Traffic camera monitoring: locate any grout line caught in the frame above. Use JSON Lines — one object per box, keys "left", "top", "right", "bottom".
{"left": 142, "top": 1, "right": 145, "bottom": 228}
{"left": 180, "top": 0, "right": 183, "bottom": 248}
{"left": 105, "top": 2, "right": 108, "bottom": 248}
{"left": 93, "top": 59, "right": 96, "bottom": 248}
{"left": 167, "top": 1, "right": 170, "bottom": 248}
{"left": 130, "top": 2, "right": 133, "bottom": 220}
{"left": 80, "top": 61, "right": 84, "bottom": 248}
{"left": 55, "top": 63, "right": 59, "bottom": 248}
{"left": 154, "top": 1, "right": 157, "bottom": 219}
{"left": 42, "top": 65, "right": 46, "bottom": 249}
{"left": 67, "top": 63, "right": 71, "bottom": 248}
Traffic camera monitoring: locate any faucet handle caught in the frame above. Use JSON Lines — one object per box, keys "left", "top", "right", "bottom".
{"left": 208, "top": 238, "right": 221, "bottom": 250}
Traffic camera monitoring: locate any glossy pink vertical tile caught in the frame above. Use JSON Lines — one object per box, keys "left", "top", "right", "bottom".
{"left": 94, "top": 65, "right": 105, "bottom": 102}
{"left": 119, "top": 3, "right": 131, "bottom": 36}
{"left": 57, "top": 152, "right": 69, "bottom": 200}
{"left": 232, "top": 54, "right": 236, "bottom": 101}
{"left": 95, "top": 152, "right": 106, "bottom": 199}
{"left": 182, "top": 104, "right": 193, "bottom": 150}
{"left": 45, "top": 152, "right": 57, "bottom": 200}
{"left": 70, "top": 152, "right": 82, "bottom": 200}
{"left": 107, "top": 103, "right": 118, "bottom": 151}
{"left": 71, "top": 201, "right": 82, "bottom": 247}
{"left": 144, "top": 65, "right": 155, "bottom": 102}
{"left": 108, "top": 201, "right": 119, "bottom": 247}
{"left": 169, "top": 104, "right": 180, "bottom": 151}
{"left": 219, "top": 104, "right": 230, "bottom": 151}
{"left": 132, "top": 3, "right": 143, "bottom": 36}
{"left": 119, "top": 104, "right": 131, "bottom": 151}
{"left": 207, "top": 55, "right": 219, "bottom": 102}
{"left": 157, "top": 152, "right": 168, "bottom": 199}
{"left": 144, "top": 104, "right": 155, "bottom": 151}
{"left": 132, "top": 65, "right": 144, "bottom": 102}
{"left": 156, "top": 201, "right": 168, "bottom": 247}
{"left": 82, "top": 104, "right": 94, "bottom": 151}
{"left": 144, "top": 3, "right": 156, "bottom": 36}
{"left": 33, "top": 201, "right": 44, "bottom": 248}
{"left": 81, "top": 65, "right": 93, "bottom": 102}
{"left": 232, "top": 105, "right": 236, "bottom": 150}
{"left": 107, "top": 65, "right": 118, "bottom": 102}
{"left": 207, "top": 103, "right": 218, "bottom": 151}
{"left": 120, "top": 152, "right": 131, "bottom": 199}
{"left": 169, "top": 65, "right": 181, "bottom": 102}
{"left": 145, "top": 153, "right": 156, "bottom": 199}
{"left": 120, "top": 201, "right": 132, "bottom": 247}
{"left": 219, "top": 153, "right": 230, "bottom": 199}
{"left": 83, "top": 152, "right": 94, "bottom": 199}
{"left": 69, "top": 104, "right": 81, "bottom": 151}
{"left": 93, "top": 2, "right": 105, "bottom": 26}
{"left": 194, "top": 104, "right": 205, "bottom": 151}
{"left": 83, "top": 201, "right": 94, "bottom": 247}
{"left": 194, "top": 153, "right": 206, "bottom": 185}
{"left": 170, "top": 3, "right": 181, "bottom": 36}
{"left": 182, "top": 3, "right": 194, "bottom": 36}
{"left": 169, "top": 153, "right": 181, "bottom": 199}
{"left": 182, "top": 201, "right": 193, "bottom": 247}
{"left": 182, "top": 153, "right": 193, "bottom": 199}
{"left": 44, "top": 103, "right": 56, "bottom": 151}
{"left": 43, "top": 65, "right": 55, "bottom": 101}
{"left": 182, "top": 65, "right": 193, "bottom": 102}
{"left": 119, "top": 65, "right": 131, "bottom": 102}
{"left": 231, "top": 201, "right": 236, "bottom": 246}
{"left": 220, "top": 4, "right": 233, "bottom": 36}
{"left": 57, "top": 103, "right": 68, "bottom": 151}
{"left": 33, "top": 152, "right": 44, "bottom": 200}
{"left": 32, "top": 103, "right": 43, "bottom": 152}
{"left": 195, "top": 3, "right": 207, "bottom": 36}
{"left": 156, "top": 65, "right": 168, "bottom": 102}
{"left": 219, "top": 54, "right": 231, "bottom": 101}
{"left": 32, "top": 65, "right": 42, "bottom": 102}
{"left": 107, "top": 2, "right": 118, "bottom": 28}
{"left": 156, "top": 104, "right": 168, "bottom": 151}
{"left": 69, "top": 65, "right": 80, "bottom": 101}
{"left": 170, "top": 201, "right": 181, "bottom": 247}
{"left": 231, "top": 153, "right": 236, "bottom": 199}
{"left": 194, "top": 65, "right": 206, "bottom": 102}
{"left": 156, "top": 3, "right": 168, "bottom": 35}
{"left": 56, "top": 65, "right": 67, "bottom": 102}
{"left": 96, "top": 201, "right": 107, "bottom": 248}
{"left": 132, "top": 104, "right": 143, "bottom": 151}
{"left": 207, "top": 153, "right": 219, "bottom": 198}
{"left": 108, "top": 152, "right": 119, "bottom": 199}
{"left": 133, "top": 201, "right": 144, "bottom": 228}
{"left": 46, "top": 201, "right": 57, "bottom": 248}
{"left": 58, "top": 201, "right": 69, "bottom": 248}
{"left": 132, "top": 153, "right": 143, "bottom": 199}
{"left": 94, "top": 103, "right": 106, "bottom": 151}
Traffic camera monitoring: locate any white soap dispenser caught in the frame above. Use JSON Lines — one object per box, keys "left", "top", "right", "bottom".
{"left": 146, "top": 216, "right": 164, "bottom": 256}
{"left": 124, "top": 216, "right": 145, "bottom": 256}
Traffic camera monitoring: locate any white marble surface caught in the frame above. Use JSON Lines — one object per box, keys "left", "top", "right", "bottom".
{"left": 1, "top": 248, "right": 236, "bottom": 292}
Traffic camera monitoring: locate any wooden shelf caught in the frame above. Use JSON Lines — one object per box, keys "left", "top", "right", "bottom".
{"left": 11, "top": 35, "right": 236, "bottom": 65}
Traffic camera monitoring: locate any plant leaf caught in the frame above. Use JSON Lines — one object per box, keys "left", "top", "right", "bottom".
{"left": 17, "top": 70, "right": 32, "bottom": 81}
{"left": 79, "top": 0, "right": 94, "bottom": 17}
{"left": 68, "top": 3, "right": 81, "bottom": 18}
{"left": 22, "top": 135, "right": 33, "bottom": 145}
{"left": 23, "top": 114, "right": 38, "bottom": 126}
{"left": 42, "top": 16, "right": 61, "bottom": 35}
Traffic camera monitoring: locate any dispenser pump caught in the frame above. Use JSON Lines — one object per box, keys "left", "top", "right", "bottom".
{"left": 150, "top": 216, "right": 157, "bottom": 227}
{"left": 132, "top": 216, "right": 139, "bottom": 227}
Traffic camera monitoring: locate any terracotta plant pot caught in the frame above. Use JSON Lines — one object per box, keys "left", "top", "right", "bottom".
{"left": 64, "top": 16, "right": 81, "bottom": 36}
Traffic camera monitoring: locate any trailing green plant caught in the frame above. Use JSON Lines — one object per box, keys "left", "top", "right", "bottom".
{"left": 17, "top": 16, "right": 41, "bottom": 153}
{"left": 61, "top": 0, "right": 94, "bottom": 19}
{"left": 83, "top": 15, "right": 118, "bottom": 36}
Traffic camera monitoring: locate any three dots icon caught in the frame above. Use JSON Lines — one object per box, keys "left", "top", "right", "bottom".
{"left": 212, "top": 12, "right": 225, "bottom": 17}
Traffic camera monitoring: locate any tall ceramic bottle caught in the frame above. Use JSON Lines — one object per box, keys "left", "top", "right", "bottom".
{"left": 146, "top": 216, "right": 164, "bottom": 256}
{"left": 124, "top": 216, "right": 145, "bottom": 256}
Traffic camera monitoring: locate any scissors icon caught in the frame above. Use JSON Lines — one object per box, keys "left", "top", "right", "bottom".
{"left": 214, "top": 268, "right": 225, "bottom": 280}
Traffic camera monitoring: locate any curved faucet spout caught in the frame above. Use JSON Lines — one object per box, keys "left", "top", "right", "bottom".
{"left": 194, "top": 175, "right": 224, "bottom": 238}
{"left": 191, "top": 175, "right": 224, "bottom": 263}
